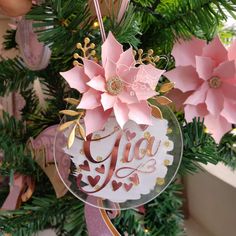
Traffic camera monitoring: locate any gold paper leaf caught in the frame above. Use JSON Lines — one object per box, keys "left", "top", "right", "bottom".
{"left": 67, "top": 125, "right": 77, "bottom": 148}
{"left": 64, "top": 98, "right": 80, "bottom": 106}
{"left": 159, "top": 82, "right": 175, "bottom": 93}
{"left": 58, "top": 120, "right": 75, "bottom": 132}
{"left": 155, "top": 96, "right": 172, "bottom": 106}
{"left": 77, "top": 122, "right": 87, "bottom": 141}
{"left": 150, "top": 105, "right": 163, "bottom": 119}
{"left": 59, "top": 110, "right": 82, "bottom": 116}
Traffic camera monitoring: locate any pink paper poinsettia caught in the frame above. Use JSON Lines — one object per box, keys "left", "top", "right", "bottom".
{"left": 165, "top": 36, "right": 236, "bottom": 142}
{"left": 61, "top": 32, "right": 164, "bottom": 135}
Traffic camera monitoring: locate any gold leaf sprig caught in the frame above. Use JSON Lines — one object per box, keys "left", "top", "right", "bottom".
{"left": 58, "top": 98, "right": 86, "bottom": 148}
{"left": 134, "top": 49, "right": 160, "bottom": 66}
{"left": 73, "top": 37, "right": 97, "bottom": 66}
{"left": 148, "top": 82, "right": 175, "bottom": 119}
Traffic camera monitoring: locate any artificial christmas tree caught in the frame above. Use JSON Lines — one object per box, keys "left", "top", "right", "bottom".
{"left": 0, "top": 1, "right": 235, "bottom": 235}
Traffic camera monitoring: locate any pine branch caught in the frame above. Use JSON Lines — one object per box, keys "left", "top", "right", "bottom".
{"left": 3, "top": 29, "right": 17, "bottom": 50}
{"left": 0, "top": 57, "right": 33, "bottom": 97}
{"left": 180, "top": 118, "right": 219, "bottom": 175}
{"left": 0, "top": 112, "right": 37, "bottom": 177}
{"left": 0, "top": 195, "right": 86, "bottom": 236}
{"left": 218, "top": 129, "right": 236, "bottom": 170}
{"left": 132, "top": 0, "right": 236, "bottom": 52}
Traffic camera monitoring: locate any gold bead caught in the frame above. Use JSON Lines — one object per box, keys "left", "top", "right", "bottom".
{"left": 138, "top": 49, "right": 143, "bottom": 54}
{"left": 84, "top": 37, "right": 90, "bottom": 44}
{"left": 148, "top": 49, "right": 154, "bottom": 55}
{"left": 73, "top": 53, "right": 80, "bottom": 59}
{"left": 73, "top": 60, "right": 80, "bottom": 66}
{"left": 90, "top": 50, "right": 96, "bottom": 56}
{"left": 90, "top": 43, "right": 95, "bottom": 49}
{"left": 164, "top": 160, "right": 170, "bottom": 166}
{"left": 76, "top": 43, "right": 82, "bottom": 49}
{"left": 156, "top": 178, "right": 165, "bottom": 186}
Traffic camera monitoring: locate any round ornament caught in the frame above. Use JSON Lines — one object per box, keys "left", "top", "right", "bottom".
{"left": 54, "top": 105, "right": 183, "bottom": 210}
{"left": 0, "top": 0, "right": 32, "bottom": 17}
{"left": 15, "top": 18, "right": 51, "bottom": 71}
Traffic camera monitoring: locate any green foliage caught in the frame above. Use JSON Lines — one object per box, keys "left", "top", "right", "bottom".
{"left": 219, "top": 129, "right": 236, "bottom": 170}
{"left": 0, "top": 57, "right": 33, "bottom": 96}
{"left": 3, "top": 29, "right": 17, "bottom": 50}
{"left": 132, "top": 0, "right": 236, "bottom": 52}
{"left": 180, "top": 118, "right": 219, "bottom": 175}
{"left": 0, "top": 112, "right": 37, "bottom": 177}
{"left": 0, "top": 0, "right": 235, "bottom": 235}
{"left": 0, "top": 195, "right": 86, "bottom": 236}
{"left": 114, "top": 181, "right": 184, "bottom": 236}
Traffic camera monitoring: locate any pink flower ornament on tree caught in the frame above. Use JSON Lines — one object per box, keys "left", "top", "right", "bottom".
{"left": 61, "top": 32, "right": 164, "bottom": 135}
{"left": 165, "top": 36, "right": 236, "bottom": 142}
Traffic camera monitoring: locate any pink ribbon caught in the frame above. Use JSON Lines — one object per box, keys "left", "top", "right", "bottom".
{"left": 92, "top": 0, "right": 130, "bottom": 42}
{"left": 117, "top": 0, "right": 130, "bottom": 23}
{"left": 92, "top": 0, "right": 107, "bottom": 42}
{"left": 85, "top": 196, "right": 121, "bottom": 236}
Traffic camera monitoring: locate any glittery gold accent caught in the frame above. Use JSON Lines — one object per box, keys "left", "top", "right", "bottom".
{"left": 93, "top": 21, "right": 99, "bottom": 28}
{"left": 97, "top": 156, "right": 103, "bottom": 162}
{"left": 80, "top": 149, "right": 84, "bottom": 155}
{"left": 156, "top": 178, "right": 165, "bottom": 186}
{"left": 94, "top": 134, "right": 101, "bottom": 140}
{"left": 167, "top": 128, "right": 173, "bottom": 134}
{"left": 164, "top": 141, "right": 170, "bottom": 147}
{"left": 144, "top": 131, "right": 151, "bottom": 140}
{"left": 160, "top": 82, "right": 175, "bottom": 93}
{"left": 77, "top": 167, "right": 82, "bottom": 173}
{"left": 106, "top": 76, "right": 124, "bottom": 95}
{"left": 135, "top": 48, "right": 160, "bottom": 66}
{"left": 209, "top": 76, "right": 222, "bottom": 88}
{"left": 94, "top": 185, "right": 100, "bottom": 190}
{"left": 155, "top": 96, "right": 172, "bottom": 106}
{"left": 164, "top": 160, "right": 170, "bottom": 166}
{"left": 73, "top": 37, "right": 96, "bottom": 66}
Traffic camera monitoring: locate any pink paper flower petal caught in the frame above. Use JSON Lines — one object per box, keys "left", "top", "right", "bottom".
{"left": 165, "top": 66, "right": 201, "bottom": 93}
{"left": 136, "top": 64, "right": 164, "bottom": 89}
{"left": 77, "top": 89, "right": 101, "bottom": 110}
{"left": 184, "top": 82, "right": 208, "bottom": 105}
{"left": 119, "top": 67, "right": 139, "bottom": 84}
{"left": 195, "top": 56, "right": 214, "bottom": 80}
{"left": 133, "top": 83, "right": 157, "bottom": 101}
{"left": 172, "top": 38, "right": 205, "bottom": 67}
{"left": 221, "top": 100, "right": 236, "bottom": 124}
{"left": 117, "top": 48, "right": 135, "bottom": 75}
{"left": 213, "top": 60, "right": 236, "bottom": 80}
{"left": 184, "top": 104, "right": 208, "bottom": 122}
{"left": 128, "top": 102, "right": 153, "bottom": 125}
{"left": 102, "top": 32, "right": 123, "bottom": 67}
{"left": 113, "top": 100, "right": 129, "bottom": 128}
{"left": 60, "top": 66, "right": 89, "bottom": 93}
{"left": 101, "top": 93, "right": 117, "bottom": 110}
{"left": 84, "top": 107, "right": 112, "bottom": 135}
{"left": 87, "top": 75, "right": 106, "bottom": 92}
{"left": 118, "top": 89, "right": 139, "bottom": 104}
{"left": 204, "top": 114, "right": 232, "bottom": 143}
{"left": 202, "top": 37, "right": 228, "bottom": 65}
{"left": 221, "top": 83, "right": 236, "bottom": 101}
{"left": 104, "top": 59, "right": 117, "bottom": 80}
{"left": 205, "top": 88, "right": 224, "bottom": 116}
{"left": 83, "top": 59, "right": 104, "bottom": 79}
{"left": 228, "top": 39, "right": 236, "bottom": 63}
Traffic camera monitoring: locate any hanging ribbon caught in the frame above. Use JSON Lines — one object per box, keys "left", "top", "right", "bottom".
{"left": 117, "top": 0, "right": 130, "bottom": 23}
{"left": 1, "top": 174, "right": 35, "bottom": 211}
{"left": 85, "top": 196, "right": 121, "bottom": 236}
{"left": 92, "top": 0, "right": 107, "bottom": 42}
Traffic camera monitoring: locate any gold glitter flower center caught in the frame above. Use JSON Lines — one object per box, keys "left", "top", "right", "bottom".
{"left": 208, "top": 76, "right": 222, "bottom": 89}
{"left": 106, "top": 76, "right": 124, "bottom": 95}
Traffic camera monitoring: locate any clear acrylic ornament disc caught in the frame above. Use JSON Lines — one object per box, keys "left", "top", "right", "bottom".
{"left": 54, "top": 105, "right": 183, "bottom": 210}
